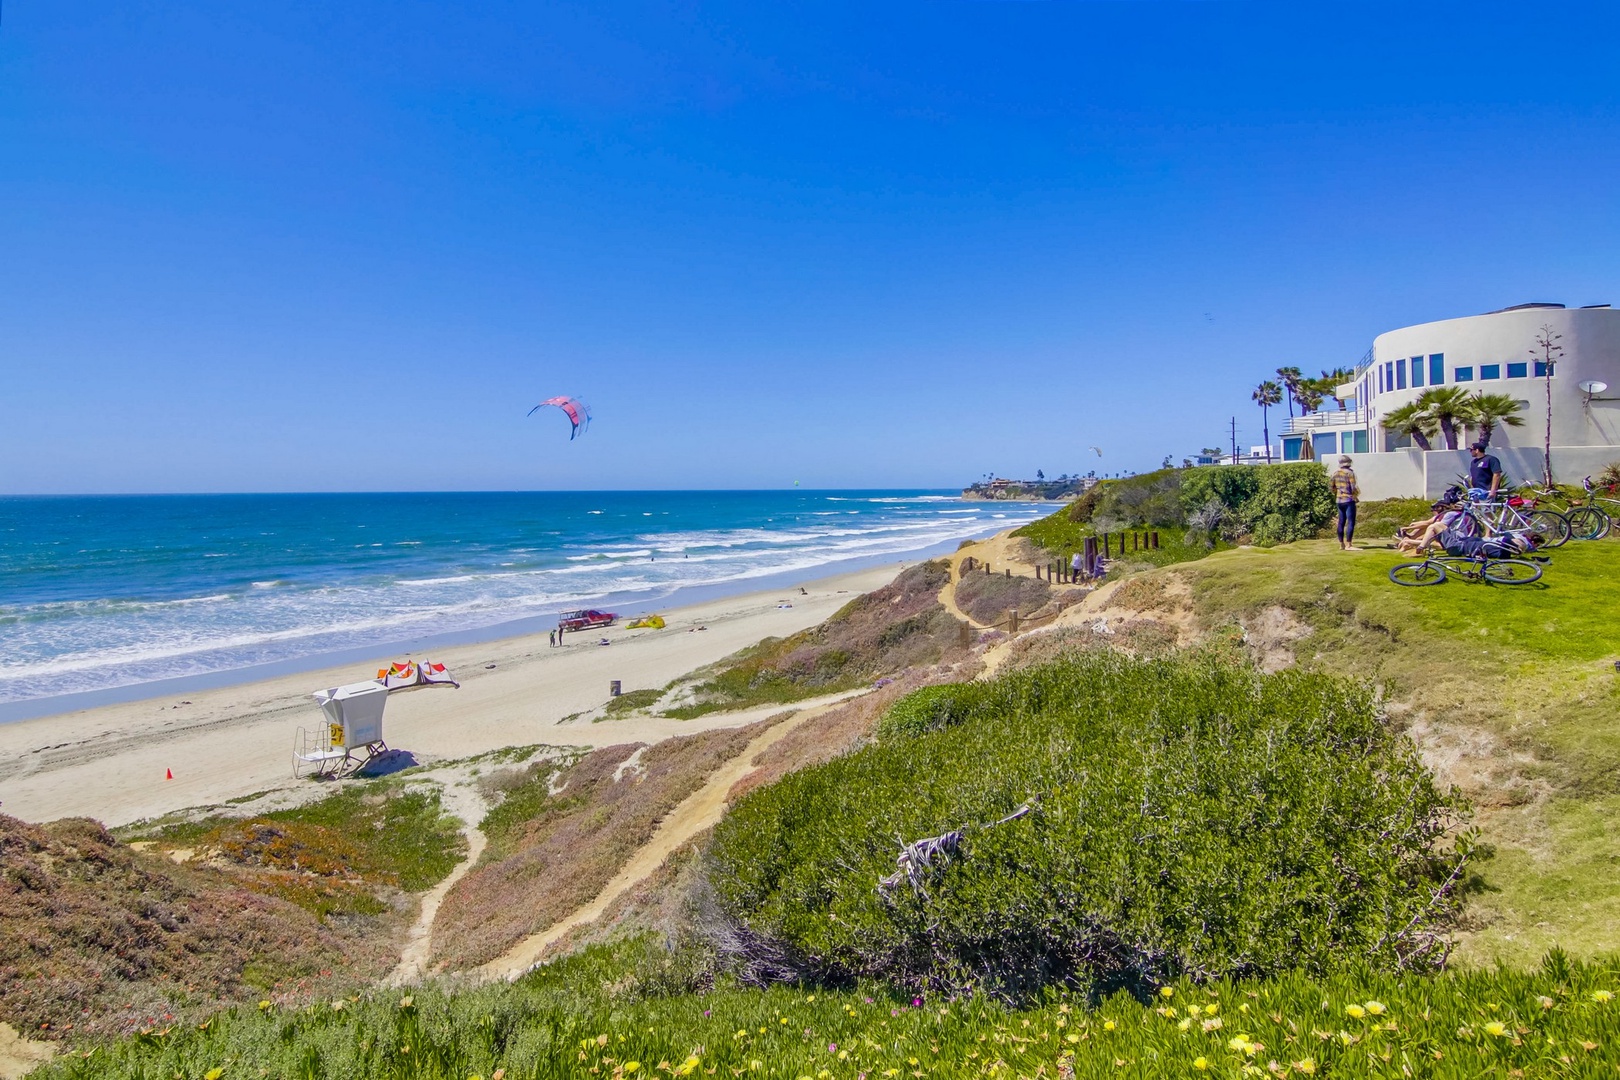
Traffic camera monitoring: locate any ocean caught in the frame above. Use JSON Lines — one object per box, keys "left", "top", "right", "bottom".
{"left": 0, "top": 491, "right": 1044, "bottom": 715}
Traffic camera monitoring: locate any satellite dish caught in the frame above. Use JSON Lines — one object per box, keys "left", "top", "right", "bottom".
{"left": 1578, "top": 380, "right": 1608, "bottom": 395}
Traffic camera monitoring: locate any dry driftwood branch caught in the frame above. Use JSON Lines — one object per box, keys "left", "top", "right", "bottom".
{"left": 877, "top": 800, "right": 1038, "bottom": 897}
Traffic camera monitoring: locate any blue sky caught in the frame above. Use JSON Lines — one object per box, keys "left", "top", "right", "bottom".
{"left": 2, "top": 1, "right": 1616, "bottom": 493}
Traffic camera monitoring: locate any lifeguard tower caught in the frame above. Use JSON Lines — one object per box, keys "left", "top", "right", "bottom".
{"left": 292, "top": 659, "right": 459, "bottom": 778}
{"left": 294, "top": 680, "right": 390, "bottom": 778}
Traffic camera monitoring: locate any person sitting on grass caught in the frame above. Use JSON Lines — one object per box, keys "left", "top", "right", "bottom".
{"left": 1435, "top": 529, "right": 1543, "bottom": 561}
{"left": 1396, "top": 500, "right": 1468, "bottom": 555}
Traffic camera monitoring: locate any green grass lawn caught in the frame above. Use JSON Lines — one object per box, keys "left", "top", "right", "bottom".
{"left": 1168, "top": 536, "right": 1620, "bottom": 967}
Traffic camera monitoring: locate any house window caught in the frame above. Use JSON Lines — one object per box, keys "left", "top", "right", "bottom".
{"left": 1378, "top": 367, "right": 1385, "bottom": 394}
{"left": 1353, "top": 429, "right": 1369, "bottom": 453}
{"left": 1396, "top": 361, "right": 1406, "bottom": 389}
{"left": 1454, "top": 367, "right": 1474, "bottom": 382}
{"left": 1385, "top": 361, "right": 1395, "bottom": 391}
{"left": 1429, "top": 354, "right": 1445, "bottom": 385}
{"left": 1534, "top": 361, "right": 1557, "bottom": 377}
{"left": 1312, "top": 432, "right": 1338, "bottom": 460}
{"left": 1411, "top": 356, "right": 1424, "bottom": 387}
{"left": 1282, "top": 436, "right": 1305, "bottom": 461}
{"left": 1480, "top": 364, "right": 1501, "bottom": 380}
{"left": 1507, "top": 362, "right": 1528, "bottom": 379}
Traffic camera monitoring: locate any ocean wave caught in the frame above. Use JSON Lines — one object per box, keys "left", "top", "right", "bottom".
{"left": 0, "top": 492, "right": 1044, "bottom": 704}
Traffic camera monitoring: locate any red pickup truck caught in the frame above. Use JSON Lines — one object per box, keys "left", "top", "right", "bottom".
{"left": 558, "top": 609, "right": 616, "bottom": 633}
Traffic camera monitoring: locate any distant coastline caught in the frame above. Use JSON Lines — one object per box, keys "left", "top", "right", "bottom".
{"left": 961, "top": 476, "right": 1093, "bottom": 501}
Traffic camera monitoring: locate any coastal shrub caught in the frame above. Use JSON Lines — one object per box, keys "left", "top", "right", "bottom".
{"left": 667, "top": 561, "right": 960, "bottom": 717}
{"left": 951, "top": 567, "right": 1052, "bottom": 625}
{"left": 1065, "top": 469, "right": 1183, "bottom": 528}
{"left": 1178, "top": 465, "right": 1261, "bottom": 519}
{"left": 1242, "top": 462, "right": 1335, "bottom": 544}
{"left": 709, "top": 651, "right": 1469, "bottom": 1002}
{"left": 1179, "top": 463, "right": 1333, "bottom": 545}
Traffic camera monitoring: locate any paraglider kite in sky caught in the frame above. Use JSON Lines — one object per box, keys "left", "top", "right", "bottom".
{"left": 528, "top": 396, "right": 591, "bottom": 439}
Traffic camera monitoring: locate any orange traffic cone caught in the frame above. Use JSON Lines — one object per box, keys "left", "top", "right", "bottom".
{"left": 165, "top": 768, "right": 173, "bottom": 780}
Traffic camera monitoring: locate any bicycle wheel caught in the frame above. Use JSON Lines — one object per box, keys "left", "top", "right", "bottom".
{"left": 1565, "top": 506, "right": 1611, "bottom": 541}
{"left": 1483, "top": 558, "right": 1543, "bottom": 585}
{"left": 1390, "top": 562, "right": 1447, "bottom": 586}
{"left": 1525, "top": 509, "right": 1571, "bottom": 547}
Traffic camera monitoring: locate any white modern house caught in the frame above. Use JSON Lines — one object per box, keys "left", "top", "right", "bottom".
{"left": 1279, "top": 303, "right": 1620, "bottom": 499}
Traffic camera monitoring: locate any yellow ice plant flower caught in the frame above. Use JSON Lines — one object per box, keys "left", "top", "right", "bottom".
{"left": 1160, "top": 987, "right": 1174, "bottom": 999}
{"left": 1364, "top": 1001, "right": 1386, "bottom": 1016}
{"left": 204, "top": 1070, "right": 224, "bottom": 1080}
{"left": 258, "top": 1000, "right": 272, "bottom": 1010}
{"left": 781, "top": 1017, "right": 790, "bottom": 1025}
{"left": 838, "top": 1050, "right": 849, "bottom": 1061}
{"left": 1344, "top": 1004, "right": 1365, "bottom": 1019}
{"left": 1064, "top": 1034, "right": 1079, "bottom": 1044}
{"left": 1103, "top": 1019, "right": 1116, "bottom": 1031}
{"left": 1594, "top": 990, "right": 1614, "bottom": 1004}
{"left": 1204, "top": 1004, "right": 1218, "bottom": 1016}
{"left": 1177, "top": 1019, "right": 1191, "bottom": 1033}
{"left": 1483, "top": 1021, "right": 1508, "bottom": 1037}
{"left": 675, "top": 1055, "right": 701, "bottom": 1076}
{"left": 1193, "top": 1057, "right": 1209, "bottom": 1071}
{"left": 1292, "top": 1058, "right": 1316, "bottom": 1075}
{"left": 624, "top": 1065, "right": 640, "bottom": 1075}
{"left": 1186, "top": 1004, "right": 1201, "bottom": 1017}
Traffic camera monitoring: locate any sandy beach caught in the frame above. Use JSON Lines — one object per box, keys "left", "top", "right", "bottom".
{"left": 0, "top": 562, "right": 907, "bottom": 828}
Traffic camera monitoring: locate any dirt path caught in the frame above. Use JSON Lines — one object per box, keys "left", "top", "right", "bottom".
{"left": 387, "top": 774, "right": 490, "bottom": 987}
{"left": 470, "top": 693, "right": 865, "bottom": 983}
{"left": 0, "top": 1023, "right": 54, "bottom": 1080}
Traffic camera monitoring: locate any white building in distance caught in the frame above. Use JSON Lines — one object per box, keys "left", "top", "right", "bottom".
{"left": 1280, "top": 302, "right": 1620, "bottom": 499}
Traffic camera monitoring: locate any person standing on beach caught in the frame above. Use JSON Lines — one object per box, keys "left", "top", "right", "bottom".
{"left": 1331, "top": 455, "right": 1360, "bottom": 550}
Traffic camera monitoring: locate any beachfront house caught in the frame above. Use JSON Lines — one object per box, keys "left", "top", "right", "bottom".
{"left": 1280, "top": 303, "right": 1620, "bottom": 499}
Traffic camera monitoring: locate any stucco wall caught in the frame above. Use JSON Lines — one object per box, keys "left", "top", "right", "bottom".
{"left": 1321, "top": 445, "right": 1620, "bottom": 501}
{"left": 1366, "top": 305, "right": 1620, "bottom": 454}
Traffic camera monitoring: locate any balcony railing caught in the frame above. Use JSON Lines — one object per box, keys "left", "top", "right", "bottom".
{"left": 1282, "top": 409, "right": 1366, "bottom": 434}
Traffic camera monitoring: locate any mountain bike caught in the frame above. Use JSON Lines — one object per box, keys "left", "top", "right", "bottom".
{"left": 1463, "top": 492, "right": 1570, "bottom": 548}
{"left": 1388, "top": 553, "right": 1544, "bottom": 586}
{"left": 1518, "top": 480, "right": 1610, "bottom": 541}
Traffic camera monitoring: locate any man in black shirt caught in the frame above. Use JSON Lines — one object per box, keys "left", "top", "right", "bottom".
{"left": 1468, "top": 442, "right": 1503, "bottom": 497}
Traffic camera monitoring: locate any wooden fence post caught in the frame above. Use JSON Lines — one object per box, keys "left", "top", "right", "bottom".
{"left": 1008, "top": 608, "right": 1019, "bottom": 633}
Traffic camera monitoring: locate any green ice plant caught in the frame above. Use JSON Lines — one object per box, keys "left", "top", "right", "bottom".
{"left": 712, "top": 651, "right": 1467, "bottom": 1002}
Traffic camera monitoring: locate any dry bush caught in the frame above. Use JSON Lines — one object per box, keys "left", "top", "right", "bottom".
{"left": 431, "top": 722, "right": 776, "bottom": 971}
{"left": 0, "top": 815, "right": 391, "bottom": 1039}
{"left": 952, "top": 569, "right": 1052, "bottom": 626}
{"left": 672, "top": 561, "right": 967, "bottom": 715}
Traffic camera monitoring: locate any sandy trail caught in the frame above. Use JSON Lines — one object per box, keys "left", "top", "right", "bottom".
{"left": 470, "top": 690, "right": 865, "bottom": 983}
{"left": 0, "top": 1023, "right": 54, "bottom": 1080}
{"left": 0, "top": 565, "right": 904, "bottom": 828}
{"left": 386, "top": 771, "right": 490, "bottom": 987}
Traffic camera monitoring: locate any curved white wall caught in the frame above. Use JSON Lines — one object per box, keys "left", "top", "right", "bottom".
{"left": 1366, "top": 304, "right": 1620, "bottom": 453}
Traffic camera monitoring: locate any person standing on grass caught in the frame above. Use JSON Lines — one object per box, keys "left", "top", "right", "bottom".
{"left": 1468, "top": 442, "right": 1504, "bottom": 498}
{"left": 1332, "top": 455, "right": 1360, "bottom": 550}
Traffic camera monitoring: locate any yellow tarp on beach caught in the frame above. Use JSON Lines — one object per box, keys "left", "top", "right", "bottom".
{"left": 627, "top": 615, "right": 666, "bottom": 629}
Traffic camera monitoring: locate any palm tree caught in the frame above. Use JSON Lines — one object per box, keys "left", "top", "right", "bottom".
{"left": 1276, "top": 366, "right": 1303, "bottom": 418}
{"left": 1381, "top": 401, "right": 1438, "bottom": 451}
{"left": 1413, "top": 386, "right": 1473, "bottom": 450}
{"left": 1468, "top": 393, "right": 1526, "bottom": 449}
{"left": 1296, "top": 380, "right": 1326, "bottom": 415}
{"left": 1253, "top": 380, "right": 1282, "bottom": 462}
{"left": 1316, "top": 367, "right": 1356, "bottom": 411}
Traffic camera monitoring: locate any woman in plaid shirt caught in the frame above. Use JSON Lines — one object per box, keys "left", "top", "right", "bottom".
{"left": 1331, "top": 455, "right": 1360, "bottom": 550}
